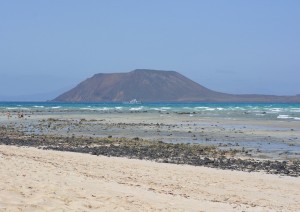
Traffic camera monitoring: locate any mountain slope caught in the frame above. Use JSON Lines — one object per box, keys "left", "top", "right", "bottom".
{"left": 53, "top": 69, "right": 300, "bottom": 103}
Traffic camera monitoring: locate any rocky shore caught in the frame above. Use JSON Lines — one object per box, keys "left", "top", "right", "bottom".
{"left": 1, "top": 127, "right": 299, "bottom": 177}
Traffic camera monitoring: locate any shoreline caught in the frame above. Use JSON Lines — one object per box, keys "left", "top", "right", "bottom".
{"left": 1, "top": 107, "right": 300, "bottom": 210}
{"left": 1, "top": 109, "right": 300, "bottom": 176}
{"left": 1, "top": 127, "right": 299, "bottom": 177}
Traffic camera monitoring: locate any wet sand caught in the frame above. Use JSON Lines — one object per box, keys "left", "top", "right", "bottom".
{"left": 2, "top": 111, "right": 300, "bottom": 159}
{"left": 1, "top": 145, "right": 299, "bottom": 211}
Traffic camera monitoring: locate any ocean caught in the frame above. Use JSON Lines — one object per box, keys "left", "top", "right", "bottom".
{"left": 1, "top": 102, "right": 300, "bottom": 121}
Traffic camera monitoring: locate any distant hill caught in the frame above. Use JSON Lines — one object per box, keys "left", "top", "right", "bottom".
{"left": 53, "top": 69, "right": 300, "bottom": 103}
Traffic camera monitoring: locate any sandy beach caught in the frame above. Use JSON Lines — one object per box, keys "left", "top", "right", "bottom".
{"left": 1, "top": 106, "right": 300, "bottom": 211}
{"left": 1, "top": 145, "right": 299, "bottom": 211}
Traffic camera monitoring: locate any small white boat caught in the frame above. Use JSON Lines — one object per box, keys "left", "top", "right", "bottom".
{"left": 123, "top": 99, "right": 142, "bottom": 104}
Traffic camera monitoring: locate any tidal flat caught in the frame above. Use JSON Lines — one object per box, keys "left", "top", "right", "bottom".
{"left": 1, "top": 109, "right": 299, "bottom": 176}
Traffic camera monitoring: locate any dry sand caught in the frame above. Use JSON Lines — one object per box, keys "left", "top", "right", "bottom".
{"left": 0, "top": 145, "right": 299, "bottom": 211}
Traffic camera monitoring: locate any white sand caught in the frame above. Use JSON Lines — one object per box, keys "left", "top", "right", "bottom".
{"left": 0, "top": 145, "right": 299, "bottom": 211}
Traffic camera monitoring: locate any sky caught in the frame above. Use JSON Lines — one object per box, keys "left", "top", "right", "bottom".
{"left": 0, "top": 1, "right": 299, "bottom": 100}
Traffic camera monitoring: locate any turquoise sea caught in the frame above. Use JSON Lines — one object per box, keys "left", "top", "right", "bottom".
{"left": 0, "top": 102, "right": 300, "bottom": 121}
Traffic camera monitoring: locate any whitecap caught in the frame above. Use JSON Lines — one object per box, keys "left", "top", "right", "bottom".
{"left": 51, "top": 106, "right": 61, "bottom": 109}
{"left": 96, "top": 107, "right": 110, "bottom": 111}
{"left": 6, "top": 107, "right": 18, "bottom": 110}
{"left": 270, "top": 108, "right": 282, "bottom": 112}
{"left": 290, "top": 108, "right": 300, "bottom": 113}
{"left": 80, "top": 107, "right": 94, "bottom": 110}
{"left": 277, "top": 115, "right": 300, "bottom": 120}
{"left": 129, "top": 107, "right": 143, "bottom": 111}
{"left": 277, "top": 115, "right": 292, "bottom": 119}
{"left": 194, "top": 107, "right": 209, "bottom": 109}
{"left": 150, "top": 107, "right": 168, "bottom": 112}
{"left": 233, "top": 107, "right": 246, "bottom": 110}
{"left": 228, "top": 107, "right": 245, "bottom": 110}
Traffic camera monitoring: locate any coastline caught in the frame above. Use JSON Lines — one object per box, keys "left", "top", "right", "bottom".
{"left": 1, "top": 126, "right": 299, "bottom": 177}
{"left": 1, "top": 103, "right": 300, "bottom": 210}
{"left": 1, "top": 105, "right": 300, "bottom": 161}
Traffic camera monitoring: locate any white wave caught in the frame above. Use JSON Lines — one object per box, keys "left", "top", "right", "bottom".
{"left": 96, "top": 107, "right": 111, "bottom": 111}
{"left": 115, "top": 107, "right": 123, "bottom": 110}
{"left": 290, "top": 108, "right": 300, "bottom": 113}
{"left": 277, "top": 115, "right": 292, "bottom": 119}
{"left": 228, "top": 107, "right": 245, "bottom": 110}
{"left": 51, "top": 106, "right": 61, "bottom": 109}
{"left": 194, "top": 107, "right": 209, "bottom": 109}
{"left": 277, "top": 115, "right": 300, "bottom": 120}
{"left": 6, "top": 107, "right": 18, "bottom": 110}
{"left": 80, "top": 107, "right": 94, "bottom": 110}
{"left": 270, "top": 108, "right": 282, "bottom": 112}
{"left": 194, "top": 107, "right": 216, "bottom": 111}
{"left": 150, "top": 107, "right": 168, "bottom": 111}
{"left": 129, "top": 106, "right": 143, "bottom": 111}
{"left": 33, "top": 106, "right": 44, "bottom": 108}
{"left": 233, "top": 107, "right": 246, "bottom": 110}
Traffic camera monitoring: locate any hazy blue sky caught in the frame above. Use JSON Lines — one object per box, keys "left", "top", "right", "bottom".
{"left": 0, "top": 1, "right": 299, "bottom": 100}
